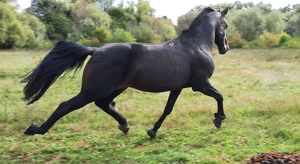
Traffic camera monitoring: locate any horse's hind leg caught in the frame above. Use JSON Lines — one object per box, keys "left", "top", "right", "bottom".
{"left": 94, "top": 88, "right": 129, "bottom": 134}
{"left": 24, "top": 92, "right": 94, "bottom": 135}
{"left": 147, "top": 89, "right": 182, "bottom": 138}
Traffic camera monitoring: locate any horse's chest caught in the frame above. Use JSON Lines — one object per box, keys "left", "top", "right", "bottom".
{"left": 191, "top": 57, "right": 215, "bottom": 77}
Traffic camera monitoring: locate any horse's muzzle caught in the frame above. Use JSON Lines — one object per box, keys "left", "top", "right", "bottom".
{"left": 219, "top": 37, "right": 230, "bottom": 54}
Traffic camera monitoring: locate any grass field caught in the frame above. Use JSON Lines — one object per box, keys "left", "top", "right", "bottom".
{"left": 0, "top": 48, "right": 300, "bottom": 163}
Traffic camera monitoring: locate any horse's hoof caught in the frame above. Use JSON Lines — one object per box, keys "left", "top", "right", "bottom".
{"left": 213, "top": 119, "right": 222, "bottom": 128}
{"left": 118, "top": 124, "right": 129, "bottom": 134}
{"left": 24, "top": 123, "right": 39, "bottom": 135}
{"left": 213, "top": 113, "right": 226, "bottom": 129}
{"left": 147, "top": 129, "right": 157, "bottom": 138}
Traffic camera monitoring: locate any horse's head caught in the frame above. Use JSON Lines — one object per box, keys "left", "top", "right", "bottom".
{"left": 215, "top": 8, "right": 229, "bottom": 54}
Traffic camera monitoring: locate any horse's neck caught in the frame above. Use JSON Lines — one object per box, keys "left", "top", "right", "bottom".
{"left": 183, "top": 19, "right": 217, "bottom": 53}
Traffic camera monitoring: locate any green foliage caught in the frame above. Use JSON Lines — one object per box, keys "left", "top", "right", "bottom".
{"left": 0, "top": 0, "right": 13, "bottom": 3}
{"left": 176, "top": 11, "right": 198, "bottom": 34}
{"left": 258, "top": 31, "right": 280, "bottom": 48}
{"left": 0, "top": 2, "right": 27, "bottom": 48}
{"left": 93, "top": 0, "right": 116, "bottom": 11}
{"left": 279, "top": 32, "right": 292, "bottom": 45}
{"left": 68, "top": 2, "right": 112, "bottom": 42}
{"left": 281, "top": 38, "right": 300, "bottom": 49}
{"left": 129, "top": 16, "right": 176, "bottom": 43}
{"left": 129, "top": 22, "right": 154, "bottom": 43}
{"left": 92, "top": 27, "right": 109, "bottom": 43}
{"left": 232, "top": 7, "right": 264, "bottom": 41}
{"left": 184, "top": 2, "right": 290, "bottom": 44}
{"left": 67, "top": 27, "right": 83, "bottom": 42}
{"left": 111, "top": 28, "right": 136, "bottom": 42}
{"left": 28, "top": 0, "right": 72, "bottom": 40}
{"left": 17, "top": 13, "right": 47, "bottom": 48}
{"left": 228, "top": 34, "right": 246, "bottom": 48}
{"left": 0, "top": 0, "right": 299, "bottom": 49}
{"left": 264, "top": 10, "right": 285, "bottom": 34}
{"left": 294, "top": 5, "right": 300, "bottom": 37}
{"left": 106, "top": 6, "right": 136, "bottom": 30}
{"left": 77, "top": 37, "right": 93, "bottom": 46}
{"left": 136, "top": 0, "right": 155, "bottom": 23}
{"left": 285, "top": 14, "right": 298, "bottom": 37}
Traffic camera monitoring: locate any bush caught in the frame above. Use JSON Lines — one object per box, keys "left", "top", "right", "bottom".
{"left": 92, "top": 27, "right": 110, "bottom": 43}
{"left": 228, "top": 34, "right": 246, "bottom": 48}
{"left": 281, "top": 38, "right": 300, "bottom": 49}
{"left": 92, "top": 37, "right": 100, "bottom": 46}
{"left": 258, "top": 31, "right": 280, "bottom": 48}
{"left": 0, "top": 3, "right": 27, "bottom": 48}
{"left": 112, "top": 28, "right": 136, "bottom": 43}
{"left": 77, "top": 38, "right": 93, "bottom": 46}
{"left": 279, "top": 32, "right": 292, "bottom": 45}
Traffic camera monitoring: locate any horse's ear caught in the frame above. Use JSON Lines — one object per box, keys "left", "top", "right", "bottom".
{"left": 221, "top": 7, "right": 229, "bottom": 16}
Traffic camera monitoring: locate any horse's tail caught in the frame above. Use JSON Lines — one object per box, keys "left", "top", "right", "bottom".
{"left": 23, "top": 41, "right": 95, "bottom": 105}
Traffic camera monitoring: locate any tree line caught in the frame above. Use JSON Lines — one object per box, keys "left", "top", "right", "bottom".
{"left": 1, "top": 0, "right": 300, "bottom": 49}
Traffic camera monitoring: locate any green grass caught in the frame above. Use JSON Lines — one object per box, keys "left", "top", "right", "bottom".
{"left": 0, "top": 48, "right": 300, "bottom": 163}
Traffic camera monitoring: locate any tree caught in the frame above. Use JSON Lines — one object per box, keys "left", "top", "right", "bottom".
{"left": 81, "top": 0, "right": 116, "bottom": 10}
{"left": 129, "top": 16, "right": 176, "bottom": 43}
{"left": 92, "top": 27, "right": 110, "bottom": 43}
{"left": 17, "top": 13, "right": 47, "bottom": 48}
{"left": 176, "top": 11, "right": 198, "bottom": 34}
{"left": 129, "top": 22, "right": 154, "bottom": 43}
{"left": 293, "top": 4, "right": 300, "bottom": 37}
{"left": 95, "top": 0, "right": 116, "bottom": 11}
{"left": 27, "top": 0, "right": 72, "bottom": 40}
{"left": 232, "top": 7, "right": 264, "bottom": 41}
{"left": 106, "top": 6, "right": 135, "bottom": 30}
{"left": 0, "top": 2, "right": 27, "bottom": 48}
{"left": 284, "top": 4, "right": 300, "bottom": 37}
{"left": 256, "top": 2, "right": 272, "bottom": 14}
{"left": 68, "top": 2, "right": 112, "bottom": 41}
{"left": 264, "top": 10, "right": 285, "bottom": 34}
{"left": 111, "top": 28, "right": 136, "bottom": 42}
{"left": 136, "top": 0, "right": 155, "bottom": 23}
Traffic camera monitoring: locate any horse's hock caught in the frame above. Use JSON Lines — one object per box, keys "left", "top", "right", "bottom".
{"left": 246, "top": 151, "right": 300, "bottom": 164}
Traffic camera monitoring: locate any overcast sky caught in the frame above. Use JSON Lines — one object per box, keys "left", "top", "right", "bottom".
{"left": 17, "top": 0, "right": 298, "bottom": 24}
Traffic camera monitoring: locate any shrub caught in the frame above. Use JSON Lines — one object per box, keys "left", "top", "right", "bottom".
{"left": 92, "top": 27, "right": 109, "bottom": 43}
{"left": 77, "top": 38, "right": 92, "bottom": 46}
{"left": 281, "top": 38, "right": 300, "bottom": 49}
{"left": 91, "top": 37, "right": 101, "bottom": 47}
{"left": 228, "top": 34, "right": 246, "bottom": 48}
{"left": 258, "top": 31, "right": 280, "bottom": 48}
{"left": 279, "top": 32, "right": 292, "bottom": 45}
{"left": 112, "top": 28, "right": 136, "bottom": 43}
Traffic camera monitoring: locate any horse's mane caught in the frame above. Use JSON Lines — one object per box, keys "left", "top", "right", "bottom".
{"left": 188, "top": 7, "right": 217, "bottom": 31}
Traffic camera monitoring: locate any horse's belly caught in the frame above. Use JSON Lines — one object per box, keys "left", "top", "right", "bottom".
{"left": 129, "top": 70, "right": 189, "bottom": 92}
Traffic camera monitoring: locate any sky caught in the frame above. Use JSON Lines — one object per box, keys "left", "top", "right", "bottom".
{"left": 17, "top": 0, "right": 298, "bottom": 24}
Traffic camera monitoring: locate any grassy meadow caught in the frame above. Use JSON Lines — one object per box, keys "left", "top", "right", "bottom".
{"left": 0, "top": 48, "right": 300, "bottom": 163}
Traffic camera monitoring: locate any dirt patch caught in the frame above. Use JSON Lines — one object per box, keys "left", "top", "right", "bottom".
{"left": 247, "top": 151, "right": 300, "bottom": 164}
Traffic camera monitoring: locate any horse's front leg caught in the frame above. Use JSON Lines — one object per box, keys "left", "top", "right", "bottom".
{"left": 147, "top": 89, "right": 182, "bottom": 138}
{"left": 193, "top": 80, "right": 226, "bottom": 128}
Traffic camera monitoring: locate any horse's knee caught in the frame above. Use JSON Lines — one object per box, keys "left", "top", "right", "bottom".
{"left": 215, "top": 94, "right": 223, "bottom": 102}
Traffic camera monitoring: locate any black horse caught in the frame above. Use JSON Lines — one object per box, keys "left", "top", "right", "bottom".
{"left": 23, "top": 7, "right": 230, "bottom": 138}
